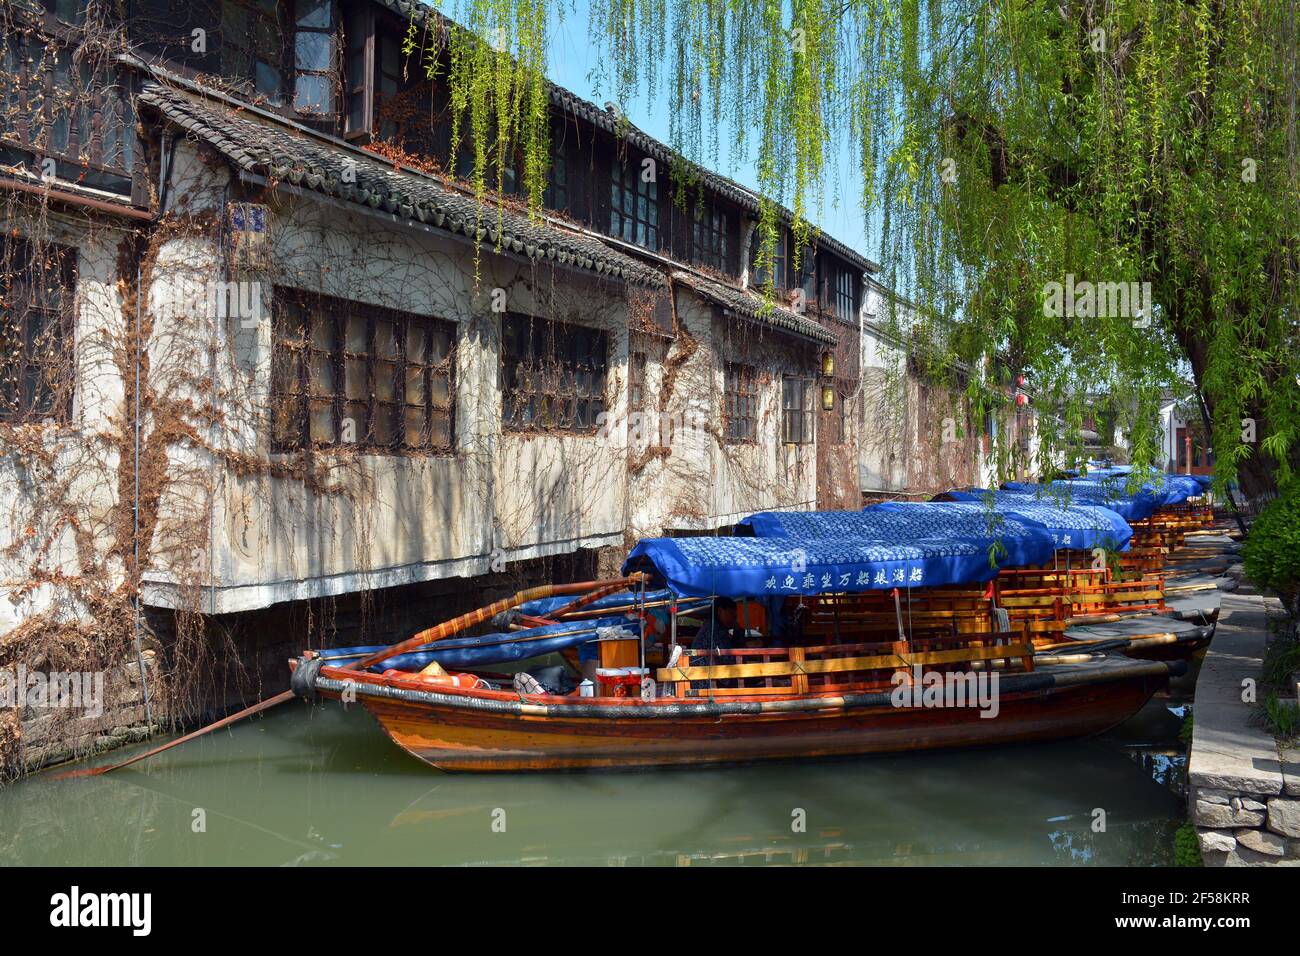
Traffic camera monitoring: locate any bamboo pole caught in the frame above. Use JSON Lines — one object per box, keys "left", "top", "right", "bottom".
{"left": 59, "top": 575, "right": 643, "bottom": 778}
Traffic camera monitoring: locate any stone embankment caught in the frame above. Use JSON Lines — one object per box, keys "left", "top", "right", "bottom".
{"left": 1188, "top": 543, "right": 1300, "bottom": 866}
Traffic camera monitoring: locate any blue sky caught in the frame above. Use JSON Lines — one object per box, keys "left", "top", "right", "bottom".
{"left": 538, "top": 1, "right": 876, "bottom": 265}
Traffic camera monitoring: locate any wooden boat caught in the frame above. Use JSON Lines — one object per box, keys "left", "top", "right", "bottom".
{"left": 289, "top": 534, "right": 1184, "bottom": 772}
{"left": 744, "top": 499, "right": 1212, "bottom": 662}
{"left": 937, "top": 483, "right": 1217, "bottom": 661}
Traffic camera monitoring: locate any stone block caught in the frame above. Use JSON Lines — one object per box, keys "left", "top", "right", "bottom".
{"left": 1267, "top": 797, "right": 1300, "bottom": 838}
{"left": 1235, "top": 828, "right": 1286, "bottom": 856}
{"left": 1195, "top": 800, "right": 1265, "bottom": 829}
{"left": 1198, "top": 829, "right": 1236, "bottom": 854}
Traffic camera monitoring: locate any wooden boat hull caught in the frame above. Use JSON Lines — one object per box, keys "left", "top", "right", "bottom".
{"left": 293, "top": 656, "right": 1182, "bottom": 773}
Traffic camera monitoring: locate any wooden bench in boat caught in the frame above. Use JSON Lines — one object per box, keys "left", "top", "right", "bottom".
{"left": 656, "top": 629, "right": 1034, "bottom": 697}
{"left": 801, "top": 587, "right": 997, "bottom": 639}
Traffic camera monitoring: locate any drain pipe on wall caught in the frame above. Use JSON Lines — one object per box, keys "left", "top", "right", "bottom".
{"left": 133, "top": 260, "right": 153, "bottom": 729}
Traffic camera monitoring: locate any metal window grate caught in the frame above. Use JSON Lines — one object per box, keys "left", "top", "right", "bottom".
{"left": 270, "top": 287, "right": 455, "bottom": 454}
{"left": 502, "top": 313, "right": 608, "bottom": 433}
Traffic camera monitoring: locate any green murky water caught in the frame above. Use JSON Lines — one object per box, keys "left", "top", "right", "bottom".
{"left": 0, "top": 697, "right": 1188, "bottom": 866}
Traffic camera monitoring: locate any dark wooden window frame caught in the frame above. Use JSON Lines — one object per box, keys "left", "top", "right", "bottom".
{"left": 795, "top": 247, "right": 817, "bottom": 310}
{"left": 749, "top": 227, "right": 787, "bottom": 291}
{"left": 342, "top": 5, "right": 375, "bottom": 138}
{"left": 723, "top": 362, "right": 757, "bottom": 443}
{"left": 0, "top": 32, "right": 137, "bottom": 190}
{"left": 834, "top": 262, "right": 857, "bottom": 322}
{"left": 610, "top": 154, "right": 659, "bottom": 250}
{"left": 270, "top": 287, "right": 456, "bottom": 455}
{"left": 628, "top": 349, "right": 646, "bottom": 414}
{"left": 502, "top": 313, "right": 608, "bottom": 434}
{"left": 0, "top": 235, "right": 75, "bottom": 423}
{"left": 220, "top": 0, "right": 290, "bottom": 107}
{"left": 293, "top": 0, "right": 338, "bottom": 118}
{"left": 782, "top": 375, "right": 815, "bottom": 445}
{"left": 692, "top": 200, "right": 729, "bottom": 272}
{"left": 836, "top": 386, "right": 851, "bottom": 444}
{"left": 543, "top": 126, "right": 569, "bottom": 212}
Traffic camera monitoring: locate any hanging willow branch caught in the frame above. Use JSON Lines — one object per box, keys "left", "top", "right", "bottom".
{"left": 431, "top": 0, "right": 1299, "bottom": 496}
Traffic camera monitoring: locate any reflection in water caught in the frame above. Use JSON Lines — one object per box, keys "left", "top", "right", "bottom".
{"left": 0, "top": 697, "right": 1187, "bottom": 866}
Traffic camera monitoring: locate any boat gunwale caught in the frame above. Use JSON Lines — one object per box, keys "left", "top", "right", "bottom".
{"left": 298, "top": 655, "right": 1185, "bottom": 720}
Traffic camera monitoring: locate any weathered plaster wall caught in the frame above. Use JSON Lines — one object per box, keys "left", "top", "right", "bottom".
{"left": 0, "top": 210, "right": 131, "bottom": 636}
{"left": 140, "top": 140, "right": 634, "bottom": 614}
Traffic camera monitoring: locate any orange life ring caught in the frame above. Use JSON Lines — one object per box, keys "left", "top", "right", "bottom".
{"left": 383, "top": 668, "right": 486, "bottom": 690}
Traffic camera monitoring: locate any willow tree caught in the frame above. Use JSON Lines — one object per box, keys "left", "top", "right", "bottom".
{"left": 431, "top": 0, "right": 1299, "bottom": 498}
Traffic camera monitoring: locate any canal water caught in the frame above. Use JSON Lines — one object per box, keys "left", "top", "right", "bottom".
{"left": 0, "top": 694, "right": 1189, "bottom": 866}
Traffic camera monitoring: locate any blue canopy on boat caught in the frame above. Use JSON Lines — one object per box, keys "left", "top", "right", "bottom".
{"left": 737, "top": 502, "right": 1056, "bottom": 569}
{"left": 1001, "top": 480, "right": 1163, "bottom": 520}
{"left": 1080, "top": 464, "right": 1211, "bottom": 492}
{"left": 317, "top": 615, "right": 642, "bottom": 672}
{"left": 623, "top": 533, "right": 1008, "bottom": 599}
{"left": 938, "top": 490, "right": 1133, "bottom": 551}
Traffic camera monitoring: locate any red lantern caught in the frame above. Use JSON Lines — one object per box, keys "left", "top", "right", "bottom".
{"left": 1015, "top": 393, "right": 1028, "bottom": 407}
{"left": 1016, "top": 375, "right": 1026, "bottom": 388}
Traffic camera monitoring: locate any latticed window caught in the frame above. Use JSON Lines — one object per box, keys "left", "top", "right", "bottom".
{"left": 723, "top": 363, "right": 757, "bottom": 443}
{"left": 502, "top": 315, "right": 607, "bottom": 432}
{"left": 628, "top": 350, "right": 646, "bottom": 413}
{"left": 293, "top": 0, "right": 336, "bottom": 116}
{"left": 834, "top": 264, "right": 857, "bottom": 322}
{"left": 692, "top": 202, "right": 729, "bottom": 272}
{"left": 796, "top": 247, "right": 817, "bottom": 308}
{"left": 544, "top": 132, "right": 568, "bottom": 211}
{"left": 0, "top": 237, "right": 74, "bottom": 422}
{"left": 0, "top": 35, "right": 136, "bottom": 191}
{"left": 749, "top": 229, "right": 786, "bottom": 290}
{"left": 271, "top": 289, "right": 455, "bottom": 453}
{"left": 221, "top": 0, "right": 288, "bottom": 105}
{"left": 610, "top": 158, "right": 658, "bottom": 249}
{"left": 782, "top": 376, "right": 815, "bottom": 444}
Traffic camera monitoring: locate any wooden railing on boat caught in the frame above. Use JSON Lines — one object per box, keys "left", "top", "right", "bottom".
{"left": 658, "top": 627, "right": 1034, "bottom": 697}
{"left": 994, "top": 565, "right": 1166, "bottom": 637}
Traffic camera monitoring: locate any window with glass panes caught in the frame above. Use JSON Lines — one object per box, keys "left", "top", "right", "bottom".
{"left": 294, "top": 0, "right": 335, "bottom": 116}
{"left": 502, "top": 315, "right": 607, "bottom": 432}
{"left": 544, "top": 131, "right": 568, "bottom": 211}
{"left": 834, "top": 264, "right": 857, "bottom": 322}
{"left": 0, "top": 237, "right": 74, "bottom": 422}
{"left": 782, "top": 376, "right": 815, "bottom": 444}
{"left": 0, "top": 35, "right": 136, "bottom": 189}
{"left": 795, "top": 247, "right": 817, "bottom": 308}
{"left": 221, "top": 0, "right": 286, "bottom": 105}
{"left": 723, "top": 363, "right": 757, "bottom": 442}
{"left": 270, "top": 289, "right": 455, "bottom": 453}
{"left": 610, "top": 158, "right": 658, "bottom": 249}
{"left": 692, "top": 202, "right": 728, "bottom": 271}
{"left": 749, "top": 229, "right": 786, "bottom": 290}
{"left": 343, "top": 6, "right": 373, "bottom": 137}
{"left": 375, "top": 30, "right": 405, "bottom": 140}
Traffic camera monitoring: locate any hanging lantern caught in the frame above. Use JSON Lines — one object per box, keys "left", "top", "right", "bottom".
{"left": 821, "top": 385, "right": 836, "bottom": 410}
{"left": 1015, "top": 393, "right": 1029, "bottom": 407}
{"left": 821, "top": 352, "right": 835, "bottom": 377}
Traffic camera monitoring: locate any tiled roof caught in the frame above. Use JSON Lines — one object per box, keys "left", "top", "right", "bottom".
{"left": 375, "top": 0, "right": 878, "bottom": 276}
{"left": 672, "top": 271, "right": 837, "bottom": 345}
{"left": 138, "top": 83, "right": 667, "bottom": 289}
